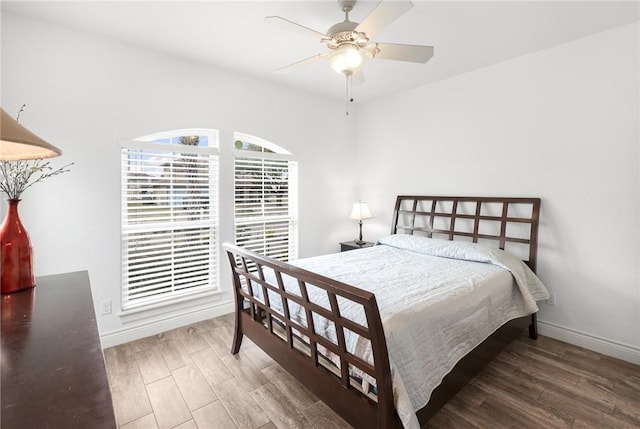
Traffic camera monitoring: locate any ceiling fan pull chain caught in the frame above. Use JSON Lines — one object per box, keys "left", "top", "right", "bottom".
{"left": 345, "top": 71, "right": 355, "bottom": 116}
{"left": 345, "top": 72, "right": 350, "bottom": 116}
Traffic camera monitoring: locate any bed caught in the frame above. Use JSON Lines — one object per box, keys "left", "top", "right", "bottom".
{"left": 223, "top": 195, "right": 548, "bottom": 429}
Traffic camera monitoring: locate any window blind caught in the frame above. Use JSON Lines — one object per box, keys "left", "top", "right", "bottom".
{"left": 121, "top": 140, "right": 218, "bottom": 309}
{"left": 234, "top": 154, "right": 298, "bottom": 262}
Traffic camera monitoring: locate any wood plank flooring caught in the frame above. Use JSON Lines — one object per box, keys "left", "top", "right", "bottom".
{"left": 104, "top": 313, "right": 640, "bottom": 429}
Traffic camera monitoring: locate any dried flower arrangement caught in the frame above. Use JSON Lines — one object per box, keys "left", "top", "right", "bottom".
{"left": 0, "top": 159, "right": 73, "bottom": 200}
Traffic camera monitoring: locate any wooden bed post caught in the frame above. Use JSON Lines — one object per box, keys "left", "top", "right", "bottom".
{"left": 529, "top": 313, "right": 538, "bottom": 340}
{"left": 367, "top": 296, "right": 401, "bottom": 429}
{"left": 226, "top": 250, "right": 244, "bottom": 354}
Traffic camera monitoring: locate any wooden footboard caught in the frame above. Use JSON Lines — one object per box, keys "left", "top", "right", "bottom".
{"left": 224, "top": 243, "right": 401, "bottom": 429}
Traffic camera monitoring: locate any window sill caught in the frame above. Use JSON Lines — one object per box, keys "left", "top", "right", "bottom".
{"left": 117, "top": 289, "right": 224, "bottom": 319}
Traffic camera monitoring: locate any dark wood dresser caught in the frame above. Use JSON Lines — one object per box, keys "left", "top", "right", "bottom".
{"left": 1, "top": 271, "right": 117, "bottom": 428}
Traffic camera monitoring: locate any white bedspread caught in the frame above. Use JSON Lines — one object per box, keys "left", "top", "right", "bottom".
{"left": 282, "top": 235, "right": 549, "bottom": 429}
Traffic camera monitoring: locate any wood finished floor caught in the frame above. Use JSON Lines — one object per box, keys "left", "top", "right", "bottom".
{"left": 104, "top": 313, "right": 640, "bottom": 429}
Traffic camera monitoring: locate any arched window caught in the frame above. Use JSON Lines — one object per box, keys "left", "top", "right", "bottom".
{"left": 120, "top": 129, "right": 219, "bottom": 310}
{"left": 233, "top": 132, "right": 298, "bottom": 261}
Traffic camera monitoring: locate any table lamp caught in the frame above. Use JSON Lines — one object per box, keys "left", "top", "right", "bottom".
{"left": 350, "top": 201, "right": 374, "bottom": 245}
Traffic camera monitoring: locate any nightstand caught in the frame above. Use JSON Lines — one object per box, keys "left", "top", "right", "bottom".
{"left": 340, "top": 240, "right": 374, "bottom": 252}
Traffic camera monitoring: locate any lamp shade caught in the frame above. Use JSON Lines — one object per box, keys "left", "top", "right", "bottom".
{"left": 1, "top": 108, "right": 61, "bottom": 160}
{"left": 350, "top": 201, "right": 374, "bottom": 221}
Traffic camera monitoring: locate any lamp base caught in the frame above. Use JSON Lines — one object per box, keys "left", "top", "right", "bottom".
{"left": 353, "top": 239, "right": 366, "bottom": 245}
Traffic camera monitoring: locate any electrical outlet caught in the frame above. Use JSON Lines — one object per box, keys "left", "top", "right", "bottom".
{"left": 100, "top": 300, "right": 112, "bottom": 315}
{"left": 545, "top": 293, "right": 556, "bottom": 306}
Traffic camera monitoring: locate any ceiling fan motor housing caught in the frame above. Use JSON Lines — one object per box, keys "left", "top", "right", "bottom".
{"left": 327, "top": 21, "right": 369, "bottom": 50}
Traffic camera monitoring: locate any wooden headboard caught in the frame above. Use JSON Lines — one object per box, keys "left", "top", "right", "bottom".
{"left": 391, "top": 196, "right": 541, "bottom": 272}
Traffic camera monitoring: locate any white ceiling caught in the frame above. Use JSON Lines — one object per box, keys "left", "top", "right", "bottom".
{"left": 2, "top": 1, "right": 639, "bottom": 103}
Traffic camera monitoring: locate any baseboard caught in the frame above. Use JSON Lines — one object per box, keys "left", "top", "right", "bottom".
{"left": 100, "top": 301, "right": 235, "bottom": 348}
{"left": 538, "top": 320, "right": 640, "bottom": 365}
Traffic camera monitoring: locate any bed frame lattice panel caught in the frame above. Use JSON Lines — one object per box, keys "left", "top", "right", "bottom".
{"left": 391, "top": 196, "right": 541, "bottom": 272}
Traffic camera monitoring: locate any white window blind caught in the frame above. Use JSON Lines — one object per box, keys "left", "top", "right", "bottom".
{"left": 234, "top": 142, "right": 298, "bottom": 262}
{"left": 121, "top": 135, "right": 219, "bottom": 310}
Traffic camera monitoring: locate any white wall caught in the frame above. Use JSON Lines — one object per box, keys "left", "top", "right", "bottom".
{"left": 356, "top": 23, "right": 640, "bottom": 362}
{"left": 3, "top": 11, "right": 639, "bottom": 363}
{"left": 1, "top": 12, "right": 357, "bottom": 345}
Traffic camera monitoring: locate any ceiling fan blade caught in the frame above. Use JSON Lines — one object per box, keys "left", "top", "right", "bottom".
{"left": 265, "top": 16, "right": 329, "bottom": 42}
{"left": 276, "top": 53, "right": 329, "bottom": 73}
{"left": 355, "top": 0, "right": 413, "bottom": 40}
{"left": 371, "top": 43, "right": 434, "bottom": 63}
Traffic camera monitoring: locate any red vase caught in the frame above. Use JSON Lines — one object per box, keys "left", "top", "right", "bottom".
{"left": 1, "top": 199, "right": 35, "bottom": 294}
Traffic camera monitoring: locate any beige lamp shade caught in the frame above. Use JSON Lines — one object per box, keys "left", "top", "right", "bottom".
{"left": 1, "top": 108, "right": 61, "bottom": 160}
{"left": 350, "top": 201, "right": 374, "bottom": 220}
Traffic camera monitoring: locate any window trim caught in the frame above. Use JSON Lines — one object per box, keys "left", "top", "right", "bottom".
{"left": 233, "top": 133, "right": 298, "bottom": 263}
{"left": 234, "top": 132, "right": 291, "bottom": 155}
{"left": 119, "top": 129, "right": 220, "bottom": 313}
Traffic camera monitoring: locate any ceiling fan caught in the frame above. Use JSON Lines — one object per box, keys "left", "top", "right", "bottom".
{"left": 266, "top": 0, "right": 433, "bottom": 109}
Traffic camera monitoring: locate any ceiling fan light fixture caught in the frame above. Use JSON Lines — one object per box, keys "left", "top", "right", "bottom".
{"left": 328, "top": 44, "right": 365, "bottom": 75}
